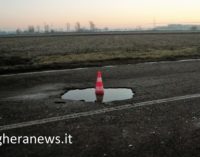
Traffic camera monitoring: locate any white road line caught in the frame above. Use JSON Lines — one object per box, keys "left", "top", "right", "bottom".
{"left": 0, "top": 93, "right": 200, "bottom": 131}
{"left": 143, "top": 58, "right": 200, "bottom": 65}
{"left": 0, "top": 67, "right": 90, "bottom": 77}
{"left": 1, "top": 59, "right": 200, "bottom": 77}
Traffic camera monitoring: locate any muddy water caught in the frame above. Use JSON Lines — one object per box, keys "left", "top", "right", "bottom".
{"left": 61, "top": 88, "right": 134, "bottom": 103}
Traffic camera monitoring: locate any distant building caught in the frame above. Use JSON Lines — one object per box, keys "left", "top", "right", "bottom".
{"left": 154, "top": 24, "right": 200, "bottom": 31}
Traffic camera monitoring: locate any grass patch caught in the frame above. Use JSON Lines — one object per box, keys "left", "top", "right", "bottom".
{"left": 36, "top": 47, "right": 200, "bottom": 65}
{"left": 1, "top": 34, "right": 200, "bottom": 73}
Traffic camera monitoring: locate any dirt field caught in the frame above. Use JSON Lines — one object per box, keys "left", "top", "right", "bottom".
{"left": 0, "top": 32, "right": 200, "bottom": 73}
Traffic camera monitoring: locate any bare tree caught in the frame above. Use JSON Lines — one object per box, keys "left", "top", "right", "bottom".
{"left": 28, "top": 25, "right": 35, "bottom": 33}
{"left": 75, "top": 22, "right": 81, "bottom": 32}
{"left": 16, "top": 28, "right": 22, "bottom": 34}
{"left": 50, "top": 29, "right": 55, "bottom": 33}
{"left": 191, "top": 26, "right": 197, "bottom": 31}
{"left": 66, "top": 23, "right": 70, "bottom": 32}
{"left": 104, "top": 27, "right": 109, "bottom": 31}
{"left": 136, "top": 25, "right": 142, "bottom": 31}
{"left": 44, "top": 24, "right": 49, "bottom": 33}
{"left": 36, "top": 25, "right": 40, "bottom": 33}
{"left": 89, "top": 21, "right": 96, "bottom": 32}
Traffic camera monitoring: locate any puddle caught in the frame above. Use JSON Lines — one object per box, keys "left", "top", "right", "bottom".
{"left": 61, "top": 88, "right": 134, "bottom": 103}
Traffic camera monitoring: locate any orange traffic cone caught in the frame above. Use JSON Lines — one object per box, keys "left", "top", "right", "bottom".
{"left": 95, "top": 71, "right": 104, "bottom": 95}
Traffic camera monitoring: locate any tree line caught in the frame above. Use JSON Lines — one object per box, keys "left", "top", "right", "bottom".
{"left": 15, "top": 21, "right": 109, "bottom": 34}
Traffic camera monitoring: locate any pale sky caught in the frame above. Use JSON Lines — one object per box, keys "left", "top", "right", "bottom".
{"left": 0, "top": 0, "right": 200, "bottom": 30}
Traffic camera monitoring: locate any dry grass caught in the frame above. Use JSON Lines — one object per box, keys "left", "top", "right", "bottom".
{"left": 36, "top": 47, "right": 199, "bottom": 64}
{"left": 0, "top": 33, "right": 200, "bottom": 72}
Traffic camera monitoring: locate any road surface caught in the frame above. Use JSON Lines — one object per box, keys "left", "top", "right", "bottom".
{"left": 0, "top": 59, "right": 200, "bottom": 157}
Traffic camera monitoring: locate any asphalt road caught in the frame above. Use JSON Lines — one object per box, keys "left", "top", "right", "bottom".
{"left": 0, "top": 59, "right": 200, "bottom": 157}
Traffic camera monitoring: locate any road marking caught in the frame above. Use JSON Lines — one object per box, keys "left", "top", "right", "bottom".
{"left": 143, "top": 58, "right": 200, "bottom": 65}
{"left": 0, "top": 93, "right": 200, "bottom": 131}
{"left": 0, "top": 67, "right": 90, "bottom": 77}
{"left": 1, "top": 59, "right": 200, "bottom": 77}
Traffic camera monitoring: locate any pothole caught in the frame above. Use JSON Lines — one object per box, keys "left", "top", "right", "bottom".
{"left": 61, "top": 88, "right": 134, "bottom": 103}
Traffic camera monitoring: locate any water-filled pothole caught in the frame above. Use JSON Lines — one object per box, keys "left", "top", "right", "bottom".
{"left": 61, "top": 88, "right": 134, "bottom": 103}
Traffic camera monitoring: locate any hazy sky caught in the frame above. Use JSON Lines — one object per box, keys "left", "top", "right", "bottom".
{"left": 0, "top": 0, "right": 200, "bottom": 30}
